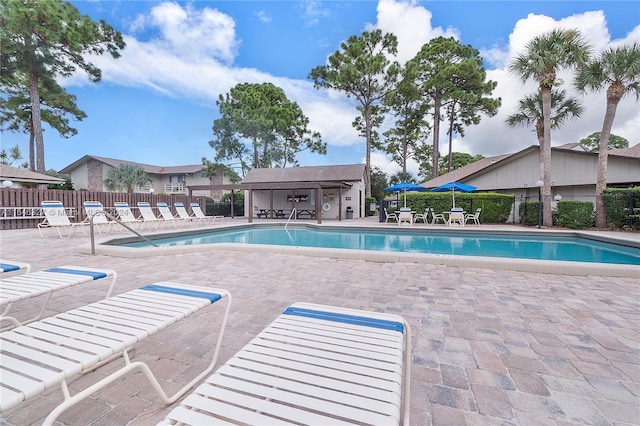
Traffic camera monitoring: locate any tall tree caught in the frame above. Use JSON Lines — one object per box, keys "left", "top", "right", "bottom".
{"left": 575, "top": 43, "right": 640, "bottom": 228}
{"left": 408, "top": 37, "right": 497, "bottom": 179}
{"left": 309, "top": 29, "right": 400, "bottom": 197}
{"left": 210, "top": 82, "right": 325, "bottom": 174}
{"left": 1, "top": 73, "right": 87, "bottom": 170}
{"left": 509, "top": 28, "right": 591, "bottom": 227}
{"left": 444, "top": 72, "right": 500, "bottom": 173}
{"left": 439, "top": 152, "right": 485, "bottom": 173}
{"left": 579, "top": 132, "right": 629, "bottom": 152}
{"left": 0, "top": 0, "right": 124, "bottom": 172}
{"left": 381, "top": 62, "right": 431, "bottom": 176}
{"left": 103, "top": 164, "right": 151, "bottom": 193}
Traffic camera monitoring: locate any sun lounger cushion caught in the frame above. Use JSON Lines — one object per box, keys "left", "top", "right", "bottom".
{"left": 0, "top": 282, "right": 231, "bottom": 422}
{"left": 160, "top": 302, "right": 411, "bottom": 426}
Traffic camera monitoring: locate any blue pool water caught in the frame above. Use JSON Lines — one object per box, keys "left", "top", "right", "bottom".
{"left": 121, "top": 226, "right": 640, "bottom": 265}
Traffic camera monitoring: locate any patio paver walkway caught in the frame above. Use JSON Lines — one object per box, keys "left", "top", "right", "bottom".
{"left": 0, "top": 220, "right": 638, "bottom": 425}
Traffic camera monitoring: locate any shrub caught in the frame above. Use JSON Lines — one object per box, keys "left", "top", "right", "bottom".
{"left": 403, "top": 192, "right": 513, "bottom": 223}
{"left": 557, "top": 201, "right": 594, "bottom": 229}
{"left": 602, "top": 187, "right": 640, "bottom": 229}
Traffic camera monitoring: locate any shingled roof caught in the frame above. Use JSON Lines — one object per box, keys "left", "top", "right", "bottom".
{"left": 242, "top": 164, "right": 366, "bottom": 184}
{"left": 60, "top": 155, "right": 203, "bottom": 175}
{"left": 0, "top": 164, "right": 65, "bottom": 185}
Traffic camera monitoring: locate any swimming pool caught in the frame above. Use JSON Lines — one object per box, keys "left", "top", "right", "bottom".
{"left": 116, "top": 225, "right": 640, "bottom": 266}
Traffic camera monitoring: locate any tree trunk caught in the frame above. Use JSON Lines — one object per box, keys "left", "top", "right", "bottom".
{"left": 29, "top": 70, "right": 45, "bottom": 173}
{"left": 431, "top": 95, "right": 441, "bottom": 179}
{"left": 364, "top": 104, "right": 372, "bottom": 197}
{"left": 541, "top": 86, "right": 553, "bottom": 227}
{"left": 595, "top": 92, "right": 620, "bottom": 228}
{"left": 29, "top": 126, "right": 35, "bottom": 171}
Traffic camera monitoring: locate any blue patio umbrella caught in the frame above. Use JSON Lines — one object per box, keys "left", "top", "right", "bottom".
{"left": 431, "top": 181, "right": 477, "bottom": 208}
{"left": 384, "top": 182, "right": 426, "bottom": 208}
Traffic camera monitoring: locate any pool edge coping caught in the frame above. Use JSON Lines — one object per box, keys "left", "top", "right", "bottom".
{"left": 75, "top": 223, "right": 640, "bottom": 278}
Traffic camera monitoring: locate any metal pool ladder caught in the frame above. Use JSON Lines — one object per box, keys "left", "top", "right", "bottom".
{"left": 284, "top": 208, "right": 297, "bottom": 230}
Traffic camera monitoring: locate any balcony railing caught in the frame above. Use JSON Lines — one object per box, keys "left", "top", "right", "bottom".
{"left": 164, "top": 183, "right": 186, "bottom": 193}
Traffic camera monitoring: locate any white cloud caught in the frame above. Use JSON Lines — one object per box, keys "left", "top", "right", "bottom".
{"left": 255, "top": 11, "right": 271, "bottom": 24}
{"left": 64, "top": 0, "right": 640, "bottom": 172}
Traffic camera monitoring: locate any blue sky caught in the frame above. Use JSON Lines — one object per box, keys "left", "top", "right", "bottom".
{"left": 2, "top": 0, "right": 639, "bottom": 179}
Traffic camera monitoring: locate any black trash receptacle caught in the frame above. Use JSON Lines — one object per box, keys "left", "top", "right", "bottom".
{"left": 346, "top": 206, "right": 353, "bottom": 219}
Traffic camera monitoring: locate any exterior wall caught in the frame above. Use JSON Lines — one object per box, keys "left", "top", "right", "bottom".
{"left": 249, "top": 181, "right": 365, "bottom": 220}
{"left": 467, "top": 149, "right": 639, "bottom": 193}
{"left": 69, "top": 162, "right": 91, "bottom": 191}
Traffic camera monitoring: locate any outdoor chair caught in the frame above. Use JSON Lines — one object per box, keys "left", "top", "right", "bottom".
{"left": 157, "top": 202, "right": 185, "bottom": 227}
{"left": 114, "top": 202, "right": 144, "bottom": 230}
{"left": 37, "top": 201, "right": 87, "bottom": 238}
{"left": 414, "top": 208, "right": 430, "bottom": 224}
{"left": 465, "top": 208, "right": 482, "bottom": 226}
{"left": 137, "top": 201, "right": 164, "bottom": 229}
{"left": 449, "top": 208, "right": 465, "bottom": 226}
{"left": 384, "top": 207, "right": 398, "bottom": 223}
{"left": 159, "top": 302, "right": 411, "bottom": 426}
{"left": 174, "top": 202, "right": 195, "bottom": 224}
{"left": 0, "top": 260, "right": 31, "bottom": 274}
{"left": 431, "top": 208, "right": 447, "bottom": 225}
{"left": 82, "top": 201, "right": 117, "bottom": 234}
{"left": 190, "top": 202, "right": 223, "bottom": 224}
{"left": 398, "top": 208, "right": 414, "bottom": 226}
{"left": 0, "top": 282, "right": 231, "bottom": 426}
{"left": 1, "top": 265, "right": 117, "bottom": 331}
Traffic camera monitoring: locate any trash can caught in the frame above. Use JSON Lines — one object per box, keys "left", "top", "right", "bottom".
{"left": 346, "top": 206, "right": 353, "bottom": 219}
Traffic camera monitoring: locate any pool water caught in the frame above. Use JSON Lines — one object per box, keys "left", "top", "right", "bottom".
{"left": 121, "top": 226, "right": 640, "bottom": 265}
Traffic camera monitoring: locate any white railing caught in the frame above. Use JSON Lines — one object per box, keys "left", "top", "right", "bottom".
{"left": 164, "top": 183, "right": 186, "bottom": 193}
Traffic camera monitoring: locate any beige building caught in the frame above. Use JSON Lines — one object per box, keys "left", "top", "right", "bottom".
{"left": 60, "top": 155, "right": 231, "bottom": 199}
{"left": 423, "top": 144, "right": 640, "bottom": 199}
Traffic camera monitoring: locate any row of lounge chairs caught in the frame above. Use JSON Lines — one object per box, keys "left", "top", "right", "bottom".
{"left": 37, "top": 201, "right": 224, "bottom": 238}
{"left": 0, "top": 260, "right": 411, "bottom": 425}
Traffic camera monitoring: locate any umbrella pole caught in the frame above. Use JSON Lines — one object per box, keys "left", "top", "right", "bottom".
{"left": 452, "top": 189, "right": 455, "bottom": 209}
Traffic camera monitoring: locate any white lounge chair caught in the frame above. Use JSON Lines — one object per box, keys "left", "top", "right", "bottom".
{"left": 160, "top": 302, "right": 411, "bottom": 426}
{"left": 0, "top": 282, "right": 231, "bottom": 426}
{"left": 0, "top": 265, "right": 117, "bottom": 330}
{"left": 137, "top": 201, "right": 164, "bottom": 229}
{"left": 37, "top": 201, "right": 87, "bottom": 238}
{"left": 465, "top": 208, "right": 482, "bottom": 226}
{"left": 82, "top": 200, "right": 116, "bottom": 234}
{"left": 190, "top": 202, "right": 223, "bottom": 224}
{"left": 0, "top": 260, "right": 31, "bottom": 274}
{"left": 174, "top": 202, "right": 195, "bottom": 224}
{"left": 156, "top": 202, "right": 185, "bottom": 227}
{"left": 113, "top": 201, "right": 143, "bottom": 230}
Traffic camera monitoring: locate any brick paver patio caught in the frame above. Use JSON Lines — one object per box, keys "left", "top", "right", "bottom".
{"left": 1, "top": 219, "right": 638, "bottom": 425}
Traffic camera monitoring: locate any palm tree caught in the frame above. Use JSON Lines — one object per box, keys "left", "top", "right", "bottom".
{"left": 103, "top": 164, "right": 151, "bottom": 193}
{"left": 575, "top": 43, "right": 640, "bottom": 228}
{"left": 506, "top": 88, "right": 584, "bottom": 159}
{"left": 509, "top": 29, "right": 591, "bottom": 226}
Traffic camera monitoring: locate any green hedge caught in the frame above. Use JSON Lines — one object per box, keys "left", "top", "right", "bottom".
{"left": 557, "top": 201, "right": 594, "bottom": 229}
{"left": 602, "top": 187, "right": 640, "bottom": 229}
{"left": 399, "top": 192, "right": 513, "bottom": 223}
{"left": 519, "top": 201, "right": 541, "bottom": 226}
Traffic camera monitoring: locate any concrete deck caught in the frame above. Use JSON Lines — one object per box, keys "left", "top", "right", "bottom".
{"left": 1, "top": 218, "right": 638, "bottom": 425}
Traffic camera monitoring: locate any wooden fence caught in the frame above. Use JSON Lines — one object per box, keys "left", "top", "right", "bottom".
{"left": 0, "top": 188, "right": 208, "bottom": 230}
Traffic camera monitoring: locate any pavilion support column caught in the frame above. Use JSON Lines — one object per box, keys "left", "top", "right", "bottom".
{"left": 269, "top": 189, "right": 274, "bottom": 219}
{"left": 338, "top": 188, "right": 342, "bottom": 221}
{"left": 248, "top": 190, "right": 253, "bottom": 223}
{"left": 316, "top": 186, "right": 322, "bottom": 224}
